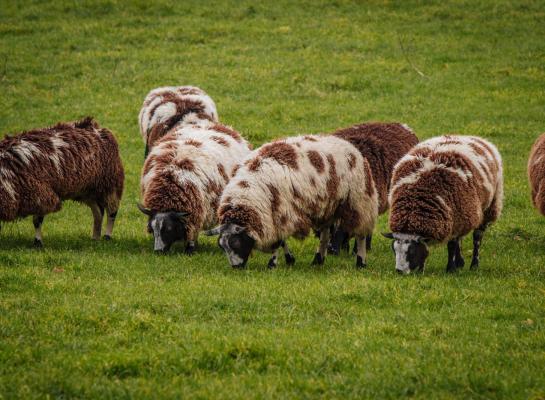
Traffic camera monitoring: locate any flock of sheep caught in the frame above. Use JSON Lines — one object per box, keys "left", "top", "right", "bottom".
{"left": 1, "top": 85, "right": 545, "bottom": 274}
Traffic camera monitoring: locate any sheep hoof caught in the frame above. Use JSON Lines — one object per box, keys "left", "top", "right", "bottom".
{"left": 356, "top": 256, "right": 367, "bottom": 269}
{"left": 470, "top": 259, "right": 479, "bottom": 270}
{"left": 446, "top": 265, "right": 458, "bottom": 273}
{"left": 285, "top": 253, "right": 296, "bottom": 266}
{"left": 456, "top": 257, "right": 465, "bottom": 269}
{"left": 267, "top": 257, "right": 277, "bottom": 269}
{"left": 33, "top": 238, "right": 43, "bottom": 248}
{"left": 103, "top": 235, "right": 112, "bottom": 241}
{"left": 185, "top": 245, "right": 195, "bottom": 256}
{"left": 311, "top": 252, "right": 324, "bottom": 265}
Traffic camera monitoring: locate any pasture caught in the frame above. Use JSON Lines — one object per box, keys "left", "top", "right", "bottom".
{"left": 1, "top": 0, "right": 544, "bottom": 398}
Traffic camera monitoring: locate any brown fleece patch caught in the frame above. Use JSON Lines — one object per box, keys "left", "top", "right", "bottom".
{"left": 336, "top": 200, "right": 362, "bottom": 234}
{"left": 303, "top": 136, "right": 318, "bottom": 142}
{"left": 292, "top": 185, "right": 303, "bottom": 200}
{"left": 175, "top": 157, "right": 195, "bottom": 171}
{"left": 217, "top": 163, "right": 228, "bottom": 181}
{"left": 307, "top": 150, "right": 325, "bottom": 173}
{"left": 185, "top": 139, "right": 202, "bottom": 147}
{"left": 310, "top": 176, "right": 316, "bottom": 187}
{"left": 0, "top": 117, "right": 124, "bottom": 225}
{"left": 246, "top": 157, "right": 262, "bottom": 172}
{"left": 212, "top": 124, "right": 242, "bottom": 143}
{"left": 363, "top": 160, "right": 375, "bottom": 197}
{"left": 334, "top": 122, "right": 419, "bottom": 215}
{"left": 219, "top": 203, "right": 264, "bottom": 238}
{"left": 267, "top": 184, "right": 281, "bottom": 215}
{"left": 529, "top": 133, "right": 545, "bottom": 215}
{"left": 231, "top": 164, "right": 240, "bottom": 177}
{"left": 238, "top": 180, "right": 250, "bottom": 188}
{"left": 211, "top": 136, "right": 230, "bottom": 147}
{"left": 259, "top": 142, "right": 298, "bottom": 170}
{"left": 348, "top": 153, "right": 357, "bottom": 169}
{"left": 326, "top": 154, "right": 339, "bottom": 199}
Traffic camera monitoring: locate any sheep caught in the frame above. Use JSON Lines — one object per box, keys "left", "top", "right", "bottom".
{"left": 206, "top": 134, "right": 379, "bottom": 269}
{"left": 327, "top": 122, "right": 419, "bottom": 254}
{"left": 138, "top": 86, "right": 219, "bottom": 157}
{"left": 528, "top": 133, "right": 545, "bottom": 216}
{"left": 383, "top": 135, "right": 503, "bottom": 274}
{"left": 0, "top": 117, "right": 124, "bottom": 246}
{"left": 138, "top": 120, "right": 252, "bottom": 253}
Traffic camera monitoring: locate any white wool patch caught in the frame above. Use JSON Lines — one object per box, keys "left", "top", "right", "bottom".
{"left": 401, "top": 123, "right": 413, "bottom": 132}
{"left": 148, "top": 102, "right": 177, "bottom": 132}
{"left": 12, "top": 140, "right": 41, "bottom": 164}
{"left": 0, "top": 167, "right": 16, "bottom": 199}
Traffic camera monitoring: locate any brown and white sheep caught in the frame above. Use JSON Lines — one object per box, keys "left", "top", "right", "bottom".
{"left": 138, "top": 86, "right": 218, "bottom": 157}
{"left": 206, "top": 134, "right": 379, "bottom": 268}
{"left": 383, "top": 135, "right": 503, "bottom": 274}
{"left": 0, "top": 117, "right": 124, "bottom": 246}
{"left": 138, "top": 120, "right": 251, "bottom": 253}
{"left": 528, "top": 133, "right": 545, "bottom": 216}
{"left": 328, "top": 122, "right": 419, "bottom": 254}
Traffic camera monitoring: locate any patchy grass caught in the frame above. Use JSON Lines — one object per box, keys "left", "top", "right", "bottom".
{"left": 1, "top": 0, "right": 544, "bottom": 398}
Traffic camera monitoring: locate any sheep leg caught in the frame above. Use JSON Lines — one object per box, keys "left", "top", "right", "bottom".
{"left": 470, "top": 227, "right": 486, "bottom": 269}
{"left": 454, "top": 237, "right": 465, "bottom": 269}
{"left": 33, "top": 215, "right": 44, "bottom": 248}
{"left": 267, "top": 247, "right": 281, "bottom": 269}
{"left": 446, "top": 239, "right": 461, "bottom": 273}
{"left": 87, "top": 201, "right": 104, "bottom": 240}
{"left": 103, "top": 207, "right": 118, "bottom": 240}
{"left": 185, "top": 240, "right": 196, "bottom": 255}
{"left": 355, "top": 236, "right": 367, "bottom": 268}
{"left": 312, "top": 229, "right": 330, "bottom": 265}
{"left": 282, "top": 240, "right": 295, "bottom": 265}
{"left": 366, "top": 234, "right": 372, "bottom": 251}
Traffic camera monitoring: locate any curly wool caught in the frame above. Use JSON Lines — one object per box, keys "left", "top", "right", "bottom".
{"left": 218, "top": 134, "right": 379, "bottom": 251}
{"left": 389, "top": 135, "right": 503, "bottom": 242}
{"left": 0, "top": 117, "right": 124, "bottom": 221}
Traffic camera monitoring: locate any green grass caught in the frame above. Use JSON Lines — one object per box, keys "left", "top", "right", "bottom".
{"left": 1, "top": 0, "right": 544, "bottom": 398}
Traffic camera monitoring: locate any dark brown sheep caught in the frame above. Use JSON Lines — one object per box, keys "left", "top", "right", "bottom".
{"left": 0, "top": 117, "right": 124, "bottom": 246}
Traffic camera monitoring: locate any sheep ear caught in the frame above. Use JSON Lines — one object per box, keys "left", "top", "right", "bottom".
{"left": 382, "top": 232, "right": 395, "bottom": 239}
{"left": 205, "top": 225, "right": 223, "bottom": 236}
{"left": 137, "top": 203, "right": 153, "bottom": 216}
{"left": 175, "top": 212, "right": 189, "bottom": 222}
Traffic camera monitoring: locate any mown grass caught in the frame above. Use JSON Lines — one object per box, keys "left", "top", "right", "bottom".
{"left": 1, "top": 0, "right": 544, "bottom": 398}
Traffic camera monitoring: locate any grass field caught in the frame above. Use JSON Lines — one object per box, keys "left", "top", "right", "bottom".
{"left": 1, "top": 0, "right": 544, "bottom": 398}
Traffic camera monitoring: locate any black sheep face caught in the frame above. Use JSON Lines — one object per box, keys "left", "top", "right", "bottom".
{"left": 206, "top": 223, "right": 255, "bottom": 268}
{"left": 138, "top": 204, "right": 188, "bottom": 253}
{"left": 383, "top": 233, "right": 431, "bottom": 274}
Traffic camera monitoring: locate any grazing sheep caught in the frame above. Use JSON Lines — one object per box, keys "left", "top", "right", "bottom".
{"left": 138, "top": 86, "right": 219, "bottom": 157}
{"left": 528, "top": 133, "right": 545, "bottom": 216}
{"left": 0, "top": 117, "right": 124, "bottom": 246}
{"left": 206, "top": 134, "right": 379, "bottom": 268}
{"left": 328, "top": 122, "right": 419, "bottom": 254}
{"left": 383, "top": 135, "right": 503, "bottom": 274}
{"left": 138, "top": 120, "right": 251, "bottom": 253}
